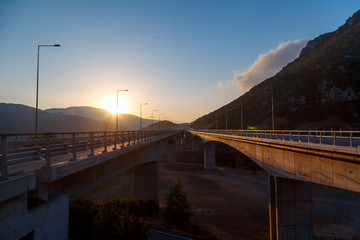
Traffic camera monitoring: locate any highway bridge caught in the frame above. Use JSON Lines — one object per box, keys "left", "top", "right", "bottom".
{"left": 0, "top": 130, "right": 182, "bottom": 240}
{"left": 189, "top": 129, "right": 360, "bottom": 240}
{"left": 1, "top": 129, "right": 360, "bottom": 240}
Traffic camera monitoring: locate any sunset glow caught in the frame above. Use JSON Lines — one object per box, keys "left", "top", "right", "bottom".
{"left": 100, "top": 95, "right": 129, "bottom": 114}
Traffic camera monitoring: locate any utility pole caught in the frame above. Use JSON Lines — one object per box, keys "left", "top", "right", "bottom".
{"left": 226, "top": 108, "right": 228, "bottom": 130}
{"left": 271, "top": 92, "right": 275, "bottom": 130}
{"left": 216, "top": 113, "right": 218, "bottom": 129}
{"left": 241, "top": 103, "right": 243, "bottom": 130}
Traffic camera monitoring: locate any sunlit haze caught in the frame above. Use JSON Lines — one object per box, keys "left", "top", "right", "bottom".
{"left": 0, "top": 1, "right": 359, "bottom": 123}
{"left": 100, "top": 95, "right": 129, "bottom": 114}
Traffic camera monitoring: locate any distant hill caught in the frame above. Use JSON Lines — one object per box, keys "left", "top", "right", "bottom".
{"left": 0, "top": 104, "right": 154, "bottom": 133}
{"left": 192, "top": 10, "right": 360, "bottom": 130}
{"left": 45, "top": 106, "right": 154, "bottom": 130}
{"left": 142, "top": 120, "right": 190, "bottom": 131}
{"left": 45, "top": 106, "right": 112, "bottom": 121}
{"left": 0, "top": 103, "right": 109, "bottom": 133}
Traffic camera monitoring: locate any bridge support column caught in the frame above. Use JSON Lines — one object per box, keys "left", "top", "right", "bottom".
{"left": 268, "top": 175, "right": 313, "bottom": 240}
{"left": 193, "top": 137, "right": 203, "bottom": 151}
{"left": 204, "top": 142, "right": 216, "bottom": 169}
{"left": 135, "top": 162, "right": 159, "bottom": 202}
{"left": 176, "top": 137, "right": 182, "bottom": 150}
{"left": 166, "top": 140, "right": 176, "bottom": 164}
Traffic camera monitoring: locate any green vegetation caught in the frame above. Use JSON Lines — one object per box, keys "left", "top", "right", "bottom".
{"left": 69, "top": 197, "right": 158, "bottom": 240}
{"left": 163, "top": 180, "right": 193, "bottom": 226}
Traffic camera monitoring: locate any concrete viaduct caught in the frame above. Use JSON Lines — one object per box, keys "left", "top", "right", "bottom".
{"left": 2, "top": 129, "right": 360, "bottom": 240}
{"left": 0, "top": 130, "right": 183, "bottom": 240}
{"left": 189, "top": 130, "right": 360, "bottom": 240}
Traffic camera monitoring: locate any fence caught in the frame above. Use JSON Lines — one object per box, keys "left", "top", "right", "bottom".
{"left": 0, "top": 130, "right": 170, "bottom": 180}
{"left": 196, "top": 129, "right": 360, "bottom": 148}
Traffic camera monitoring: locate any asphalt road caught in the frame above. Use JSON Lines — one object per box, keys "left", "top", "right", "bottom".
{"left": 150, "top": 229, "right": 194, "bottom": 240}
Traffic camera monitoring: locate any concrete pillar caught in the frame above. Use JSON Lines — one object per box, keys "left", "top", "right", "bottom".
{"left": 166, "top": 140, "right": 176, "bottom": 164}
{"left": 269, "top": 175, "right": 313, "bottom": 240}
{"left": 268, "top": 175, "right": 277, "bottom": 240}
{"left": 134, "top": 162, "right": 159, "bottom": 202}
{"left": 0, "top": 192, "right": 69, "bottom": 240}
{"left": 176, "top": 137, "right": 182, "bottom": 150}
{"left": 204, "top": 142, "right": 216, "bottom": 169}
{"left": 193, "top": 137, "right": 202, "bottom": 151}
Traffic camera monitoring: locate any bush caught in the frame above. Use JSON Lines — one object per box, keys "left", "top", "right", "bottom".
{"left": 163, "top": 180, "right": 193, "bottom": 226}
{"left": 69, "top": 197, "right": 96, "bottom": 240}
{"left": 69, "top": 197, "right": 157, "bottom": 240}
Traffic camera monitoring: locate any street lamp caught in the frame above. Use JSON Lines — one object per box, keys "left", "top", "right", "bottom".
{"left": 151, "top": 109, "right": 157, "bottom": 131}
{"left": 241, "top": 103, "right": 243, "bottom": 130}
{"left": 35, "top": 44, "right": 61, "bottom": 132}
{"left": 271, "top": 92, "right": 275, "bottom": 130}
{"left": 116, "top": 89, "right": 128, "bottom": 131}
{"left": 139, "top": 103, "right": 148, "bottom": 130}
{"left": 158, "top": 113, "right": 163, "bottom": 130}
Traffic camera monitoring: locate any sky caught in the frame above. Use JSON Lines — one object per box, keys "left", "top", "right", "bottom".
{"left": 0, "top": 1, "right": 359, "bottom": 123}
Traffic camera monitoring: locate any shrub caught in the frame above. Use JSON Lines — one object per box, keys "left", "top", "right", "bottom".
{"left": 69, "top": 197, "right": 96, "bottom": 240}
{"left": 69, "top": 197, "right": 156, "bottom": 240}
{"left": 163, "top": 180, "right": 193, "bottom": 226}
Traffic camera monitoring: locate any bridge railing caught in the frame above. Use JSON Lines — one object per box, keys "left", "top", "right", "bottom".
{"left": 0, "top": 130, "right": 173, "bottom": 180}
{"left": 195, "top": 129, "right": 360, "bottom": 148}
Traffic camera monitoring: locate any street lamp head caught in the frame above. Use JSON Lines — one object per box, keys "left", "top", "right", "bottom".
{"left": 54, "top": 44, "right": 61, "bottom": 47}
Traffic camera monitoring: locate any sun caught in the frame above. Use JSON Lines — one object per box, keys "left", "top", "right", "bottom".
{"left": 100, "top": 95, "right": 129, "bottom": 114}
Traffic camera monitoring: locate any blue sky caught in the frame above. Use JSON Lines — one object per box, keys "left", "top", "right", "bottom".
{"left": 0, "top": 0, "right": 359, "bottom": 122}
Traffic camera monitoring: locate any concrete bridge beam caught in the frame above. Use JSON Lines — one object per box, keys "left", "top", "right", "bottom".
{"left": 269, "top": 175, "right": 313, "bottom": 240}
{"left": 134, "top": 162, "right": 159, "bottom": 202}
{"left": 166, "top": 140, "right": 176, "bottom": 164}
{"left": 204, "top": 142, "right": 216, "bottom": 169}
{"left": 193, "top": 137, "right": 203, "bottom": 151}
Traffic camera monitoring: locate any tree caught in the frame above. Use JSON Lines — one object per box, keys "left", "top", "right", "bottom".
{"left": 163, "top": 180, "right": 193, "bottom": 226}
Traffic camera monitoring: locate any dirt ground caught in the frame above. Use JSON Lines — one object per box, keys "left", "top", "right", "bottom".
{"left": 85, "top": 142, "right": 360, "bottom": 240}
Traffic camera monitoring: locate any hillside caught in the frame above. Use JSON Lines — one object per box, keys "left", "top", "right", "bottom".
{"left": 45, "top": 106, "right": 154, "bottom": 130}
{"left": 192, "top": 10, "right": 360, "bottom": 130}
{"left": 45, "top": 106, "right": 113, "bottom": 122}
{"left": 0, "top": 104, "right": 153, "bottom": 133}
{"left": 0, "top": 103, "right": 109, "bottom": 133}
{"left": 141, "top": 120, "right": 190, "bottom": 131}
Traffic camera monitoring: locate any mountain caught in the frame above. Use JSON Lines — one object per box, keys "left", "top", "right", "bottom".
{"left": 45, "top": 106, "right": 154, "bottom": 130}
{"left": 141, "top": 120, "right": 190, "bottom": 131}
{"left": 0, "top": 103, "right": 109, "bottom": 133}
{"left": 45, "top": 106, "right": 112, "bottom": 121}
{"left": 192, "top": 10, "right": 360, "bottom": 130}
{"left": 0, "top": 104, "right": 154, "bottom": 133}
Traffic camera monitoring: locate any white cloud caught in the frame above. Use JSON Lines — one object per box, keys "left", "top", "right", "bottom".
{"left": 231, "top": 38, "right": 308, "bottom": 92}
{"left": 217, "top": 81, "right": 225, "bottom": 88}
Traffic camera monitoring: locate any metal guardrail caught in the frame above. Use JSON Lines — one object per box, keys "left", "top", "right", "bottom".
{"left": 195, "top": 129, "right": 360, "bottom": 148}
{"left": 0, "top": 130, "right": 173, "bottom": 180}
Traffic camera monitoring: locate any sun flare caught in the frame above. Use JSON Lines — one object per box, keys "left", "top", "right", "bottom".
{"left": 100, "top": 95, "right": 129, "bottom": 114}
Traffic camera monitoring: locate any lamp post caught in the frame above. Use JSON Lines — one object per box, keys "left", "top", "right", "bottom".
{"left": 158, "top": 113, "right": 163, "bottom": 130}
{"left": 226, "top": 107, "right": 228, "bottom": 130}
{"left": 241, "top": 103, "right": 243, "bottom": 130}
{"left": 35, "top": 44, "right": 61, "bottom": 132}
{"left": 151, "top": 109, "right": 157, "bottom": 131}
{"left": 271, "top": 92, "right": 275, "bottom": 130}
{"left": 140, "top": 103, "right": 148, "bottom": 130}
{"left": 116, "top": 89, "right": 128, "bottom": 131}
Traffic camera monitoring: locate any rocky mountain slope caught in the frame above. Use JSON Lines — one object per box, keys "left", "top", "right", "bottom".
{"left": 192, "top": 10, "right": 360, "bottom": 130}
